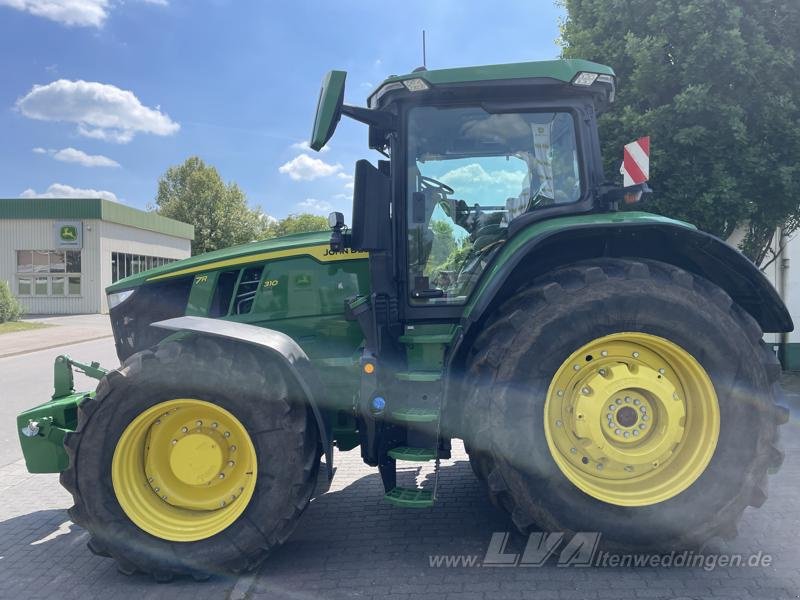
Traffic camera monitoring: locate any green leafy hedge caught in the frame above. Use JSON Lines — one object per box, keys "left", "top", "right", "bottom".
{"left": 0, "top": 280, "right": 25, "bottom": 323}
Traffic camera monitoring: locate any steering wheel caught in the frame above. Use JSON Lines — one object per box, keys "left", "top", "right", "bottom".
{"left": 420, "top": 175, "right": 454, "bottom": 195}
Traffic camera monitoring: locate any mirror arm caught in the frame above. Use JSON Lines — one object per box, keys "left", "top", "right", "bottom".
{"left": 341, "top": 105, "right": 395, "bottom": 130}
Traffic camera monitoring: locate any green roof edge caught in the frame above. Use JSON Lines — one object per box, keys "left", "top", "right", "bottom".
{"left": 0, "top": 198, "right": 194, "bottom": 240}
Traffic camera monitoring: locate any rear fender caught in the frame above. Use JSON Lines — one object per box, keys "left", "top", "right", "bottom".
{"left": 463, "top": 219, "right": 793, "bottom": 337}
{"left": 153, "top": 316, "right": 334, "bottom": 478}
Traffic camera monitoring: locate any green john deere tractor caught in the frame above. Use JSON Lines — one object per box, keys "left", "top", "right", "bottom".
{"left": 17, "top": 59, "right": 791, "bottom": 579}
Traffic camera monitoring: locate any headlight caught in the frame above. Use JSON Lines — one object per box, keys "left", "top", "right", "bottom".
{"left": 108, "top": 289, "right": 135, "bottom": 309}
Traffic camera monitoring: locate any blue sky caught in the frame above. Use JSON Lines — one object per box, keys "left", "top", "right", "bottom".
{"left": 0, "top": 0, "right": 565, "bottom": 221}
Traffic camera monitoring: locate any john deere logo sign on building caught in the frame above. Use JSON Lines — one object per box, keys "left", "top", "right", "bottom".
{"left": 54, "top": 221, "right": 83, "bottom": 249}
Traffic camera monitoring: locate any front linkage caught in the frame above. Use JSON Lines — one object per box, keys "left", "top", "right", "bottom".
{"left": 17, "top": 355, "right": 107, "bottom": 473}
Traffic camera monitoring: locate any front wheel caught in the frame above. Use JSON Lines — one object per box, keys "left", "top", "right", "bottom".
{"left": 464, "top": 258, "right": 788, "bottom": 550}
{"left": 61, "top": 336, "right": 320, "bottom": 579}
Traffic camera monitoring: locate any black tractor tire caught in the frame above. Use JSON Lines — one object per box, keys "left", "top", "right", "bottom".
{"left": 60, "top": 335, "right": 320, "bottom": 580}
{"left": 463, "top": 258, "right": 788, "bottom": 550}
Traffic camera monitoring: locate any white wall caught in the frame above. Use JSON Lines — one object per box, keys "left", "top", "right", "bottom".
{"left": 1, "top": 218, "right": 191, "bottom": 315}
{"left": 0, "top": 219, "right": 102, "bottom": 314}
{"left": 98, "top": 221, "right": 191, "bottom": 312}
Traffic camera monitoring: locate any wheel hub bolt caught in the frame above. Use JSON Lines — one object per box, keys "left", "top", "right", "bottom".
{"left": 181, "top": 427, "right": 188, "bottom": 433}
{"left": 581, "top": 387, "right": 590, "bottom": 395}
{"left": 212, "top": 422, "right": 218, "bottom": 428}
{"left": 555, "top": 420, "right": 563, "bottom": 428}
{"left": 615, "top": 429, "right": 622, "bottom": 435}
{"left": 624, "top": 465, "right": 634, "bottom": 472}
{"left": 224, "top": 431, "right": 231, "bottom": 438}
{"left": 632, "top": 352, "right": 639, "bottom": 358}
{"left": 632, "top": 430, "right": 640, "bottom": 437}
{"left": 195, "top": 420, "right": 203, "bottom": 427}
{"left": 230, "top": 445, "right": 237, "bottom": 452}
{"left": 634, "top": 399, "right": 641, "bottom": 406}
{"left": 171, "top": 439, "right": 177, "bottom": 445}
{"left": 573, "top": 365, "right": 581, "bottom": 371}
{"left": 218, "top": 473, "right": 225, "bottom": 479}
{"left": 609, "top": 405, "right": 616, "bottom": 411}
{"left": 639, "top": 423, "right": 646, "bottom": 430}
{"left": 601, "top": 350, "right": 608, "bottom": 357}
{"left": 570, "top": 447, "right": 577, "bottom": 453}
{"left": 659, "top": 368, "right": 665, "bottom": 374}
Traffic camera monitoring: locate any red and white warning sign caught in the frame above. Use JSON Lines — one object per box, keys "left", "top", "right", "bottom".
{"left": 620, "top": 136, "right": 650, "bottom": 187}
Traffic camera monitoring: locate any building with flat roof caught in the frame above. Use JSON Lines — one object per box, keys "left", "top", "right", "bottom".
{"left": 0, "top": 198, "right": 194, "bottom": 314}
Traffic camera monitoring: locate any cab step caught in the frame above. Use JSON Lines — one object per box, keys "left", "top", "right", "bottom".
{"left": 388, "top": 446, "right": 436, "bottom": 462}
{"left": 384, "top": 486, "right": 434, "bottom": 508}
{"left": 390, "top": 407, "right": 440, "bottom": 423}
{"left": 395, "top": 370, "right": 442, "bottom": 382}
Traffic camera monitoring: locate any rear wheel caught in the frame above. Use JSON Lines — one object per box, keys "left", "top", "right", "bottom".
{"left": 464, "top": 258, "right": 788, "bottom": 550}
{"left": 61, "top": 335, "right": 320, "bottom": 579}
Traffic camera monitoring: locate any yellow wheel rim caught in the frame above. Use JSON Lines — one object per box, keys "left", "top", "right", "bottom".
{"left": 112, "top": 399, "right": 257, "bottom": 542}
{"left": 544, "top": 333, "right": 719, "bottom": 507}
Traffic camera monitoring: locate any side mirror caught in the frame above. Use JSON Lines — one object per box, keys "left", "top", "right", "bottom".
{"left": 328, "top": 212, "right": 347, "bottom": 253}
{"left": 310, "top": 71, "right": 346, "bottom": 152}
{"left": 351, "top": 159, "right": 391, "bottom": 251}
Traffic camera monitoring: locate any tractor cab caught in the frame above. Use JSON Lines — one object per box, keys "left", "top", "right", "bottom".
{"left": 313, "top": 60, "right": 621, "bottom": 320}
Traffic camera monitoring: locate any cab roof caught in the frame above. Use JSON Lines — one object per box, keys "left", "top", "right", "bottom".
{"left": 367, "top": 58, "right": 615, "bottom": 108}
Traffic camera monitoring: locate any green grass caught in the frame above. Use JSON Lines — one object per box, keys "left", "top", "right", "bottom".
{"left": 0, "top": 321, "right": 53, "bottom": 335}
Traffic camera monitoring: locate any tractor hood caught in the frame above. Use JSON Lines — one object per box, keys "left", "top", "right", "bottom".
{"left": 107, "top": 230, "right": 332, "bottom": 294}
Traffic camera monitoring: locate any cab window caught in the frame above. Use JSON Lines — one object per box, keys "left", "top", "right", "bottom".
{"left": 406, "top": 106, "right": 581, "bottom": 305}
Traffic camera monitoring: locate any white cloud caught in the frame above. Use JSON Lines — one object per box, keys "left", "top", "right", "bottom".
{"left": 0, "top": 0, "right": 109, "bottom": 27}
{"left": 278, "top": 153, "right": 342, "bottom": 181}
{"left": 33, "top": 146, "right": 120, "bottom": 167}
{"left": 440, "top": 163, "right": 525, "bottom": 187}
{"left": 337, "top": 172, "right": 355, "bottom": 191}
{"left": 16, "top": 79, "right": 180, "bottom": 144}
{"left": 20, "top": 182, "right": 118, "bottom": 203}
{"left": 440, "top": 163, "right": 526, "bottom": 201}
{"left": 296, "top": 198, "right": 333, "bottom": 215}
{"left": 291, "top": 140, "right": 329, "bottom": 153}
{"left": 261, "top": 213, "right": 278, "bottom": 225}
{"left": 140, "top": 0, "right": 167, "bottom": 4}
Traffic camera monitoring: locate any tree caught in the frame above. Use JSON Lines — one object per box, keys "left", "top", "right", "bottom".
{"left": 154, "top": 157, "right": 268, "bottom": 254}
{"left": 559, "top": 0, "right": 800, "bottom": 264}
{"left": 264, "top": 213, "right": 329, "bottom": 239}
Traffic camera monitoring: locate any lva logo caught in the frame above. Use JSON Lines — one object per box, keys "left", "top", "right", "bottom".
{"left": 483, "top": 532, "right": 600, "bottom": 567}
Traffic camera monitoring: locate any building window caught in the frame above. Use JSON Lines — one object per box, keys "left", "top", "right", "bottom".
{"left": 111, "top": 252, "right": 177, "bottom": 283}
{"left": 16, "top": 250, "right": 82, "bottom": 296}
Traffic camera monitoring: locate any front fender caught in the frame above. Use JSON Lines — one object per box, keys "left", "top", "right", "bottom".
{"left": 152, "top": 316, "right": 334, "bottom": 477}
